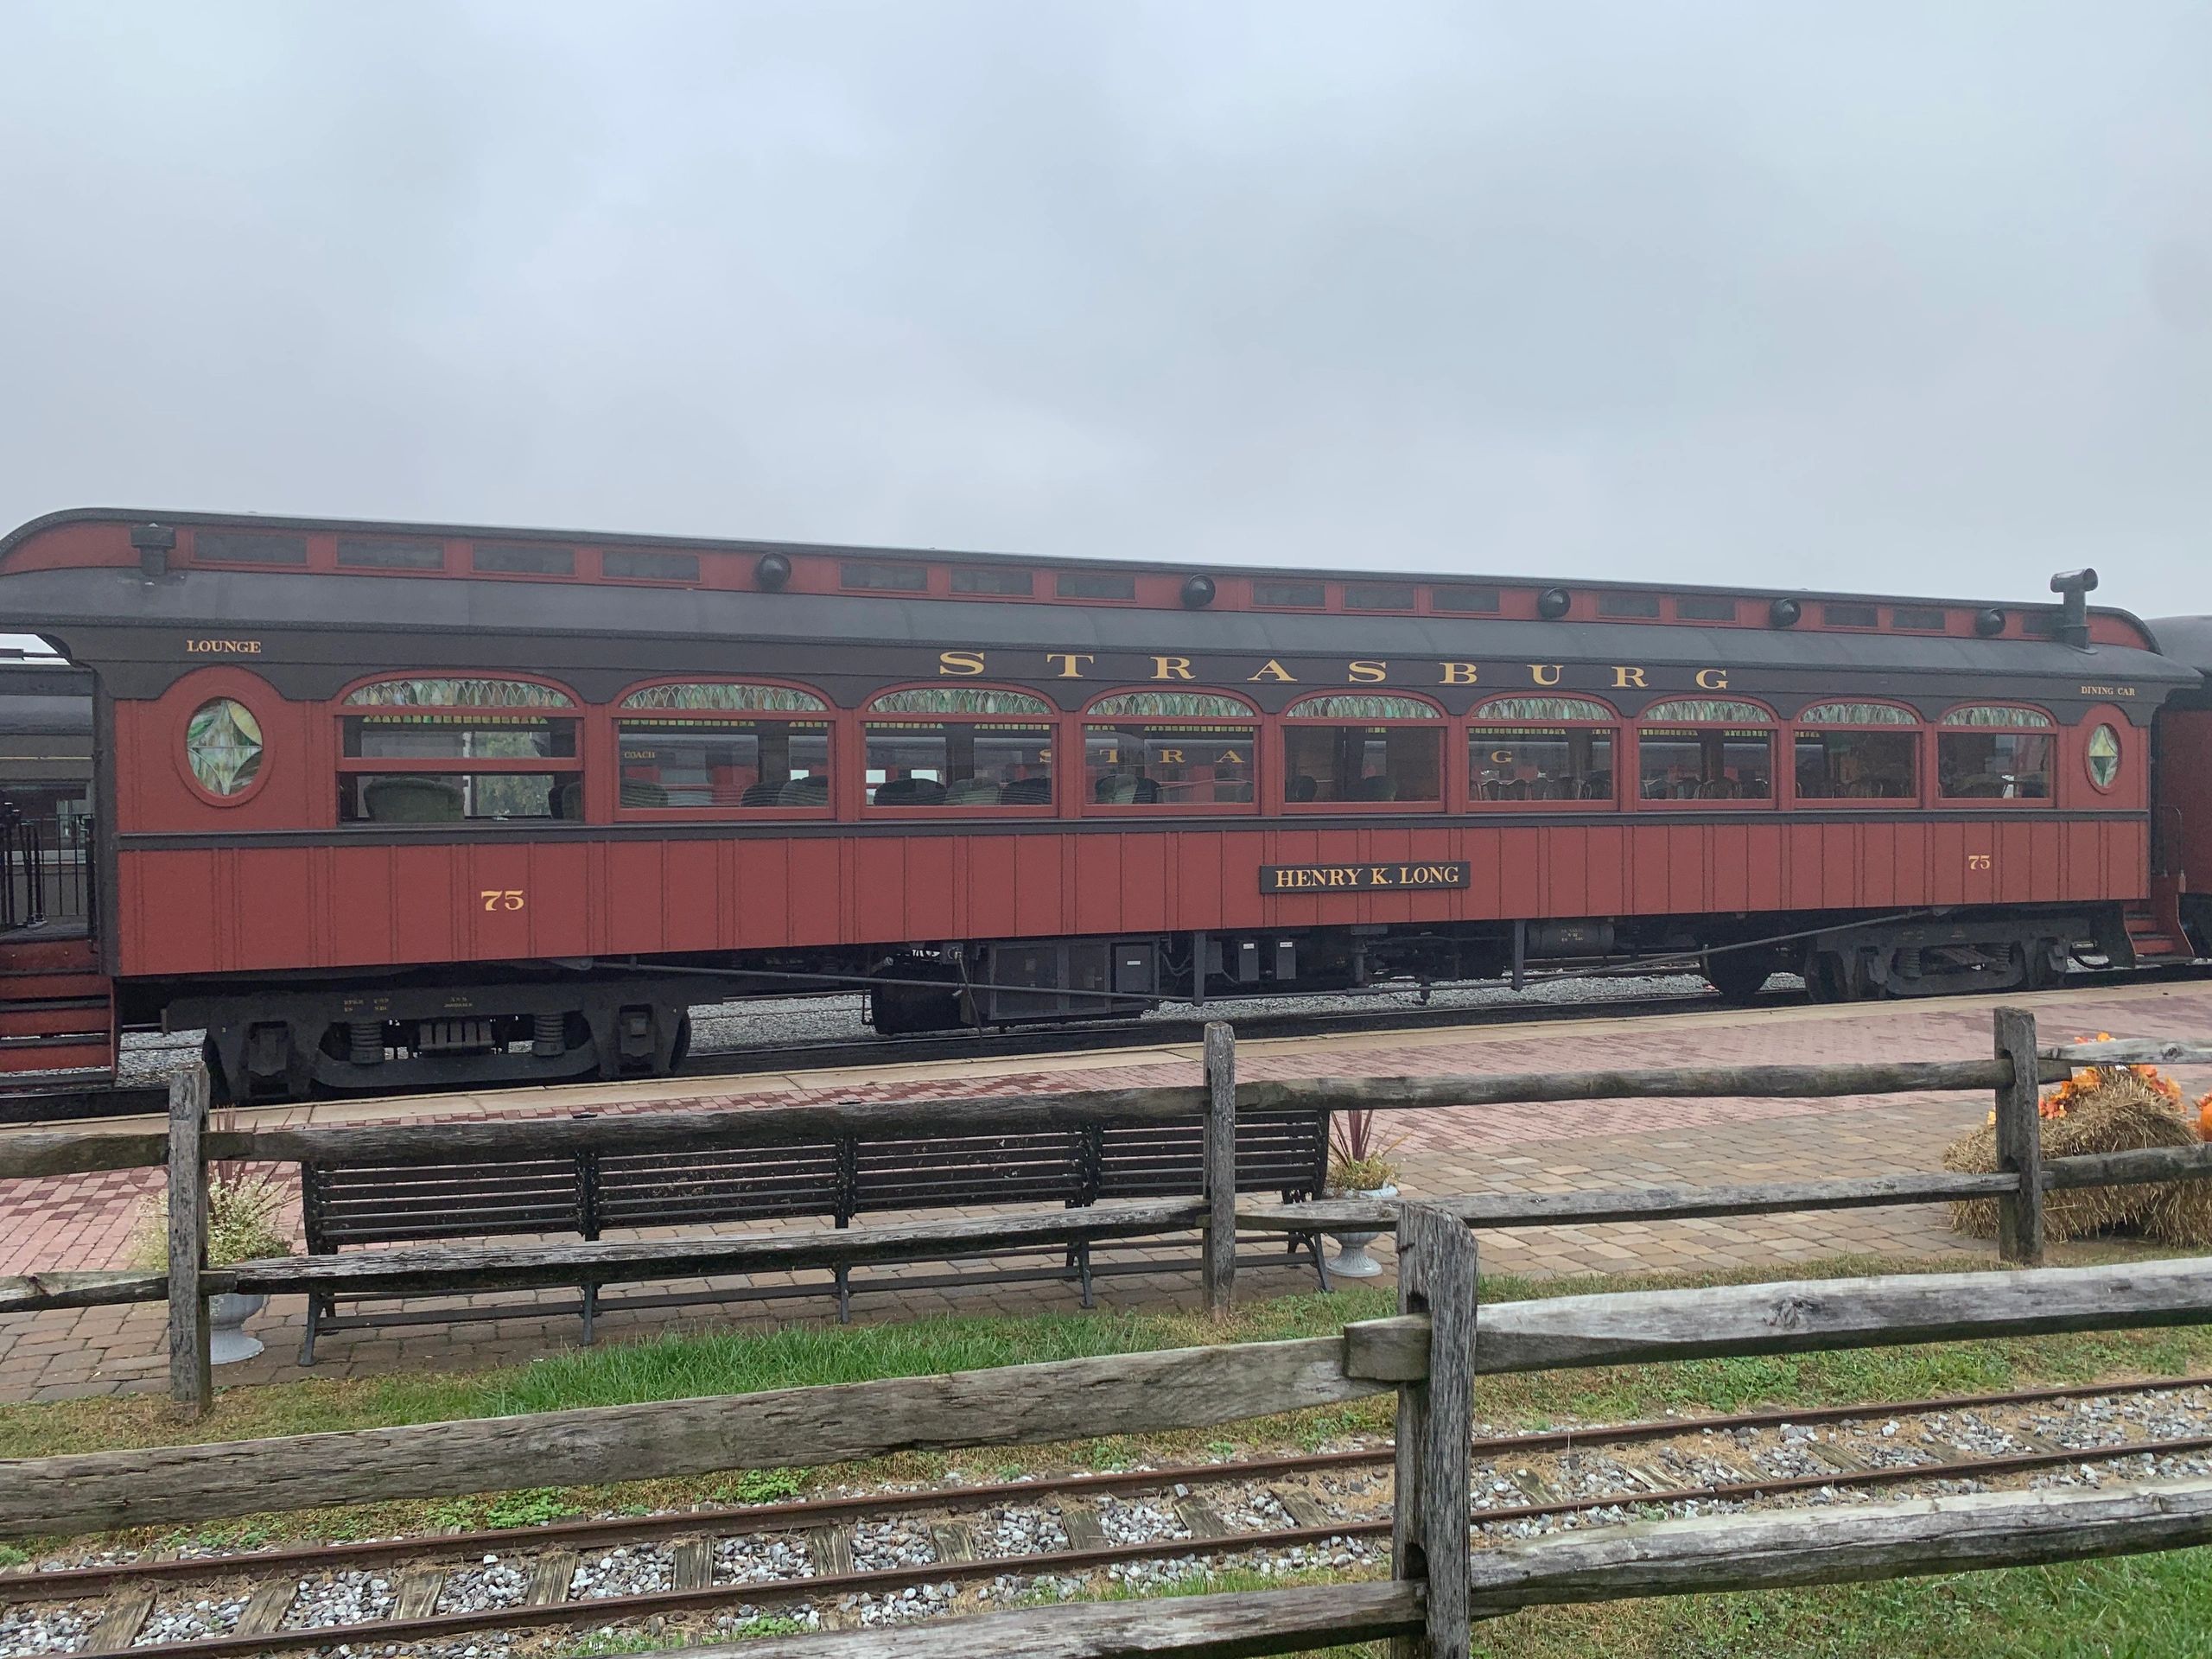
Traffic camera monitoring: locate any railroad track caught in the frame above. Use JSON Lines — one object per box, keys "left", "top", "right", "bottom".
{"left": 10, "top": 957, "right": 2199, "bottom": 1127}
{"left": 6, "top": 1373, "right": 2211, "bottom": 1655}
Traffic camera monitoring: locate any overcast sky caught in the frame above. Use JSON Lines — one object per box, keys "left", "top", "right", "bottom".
{"left": 2, "top": 1, "right": 2207, "bottom": 620}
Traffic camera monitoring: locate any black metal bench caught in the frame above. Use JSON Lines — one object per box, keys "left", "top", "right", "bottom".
{"left": 296, "top": 1112, "right": 1329, "bottom": 1360}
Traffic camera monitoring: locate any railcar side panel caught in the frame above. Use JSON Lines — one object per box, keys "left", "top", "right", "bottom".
{"left": 2165, "top": 710, "right": 2212, "bottom": 896}
{"left": 108, "top": 816, "right": 2146, "bottom": 977}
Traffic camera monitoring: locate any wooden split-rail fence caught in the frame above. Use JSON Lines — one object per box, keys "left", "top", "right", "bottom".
{"left": 3, "top": 1010, "right": 2212, "bottom": 1653}
{"left": 4, "top": 1007, "right": 2211, "bottom": 1411}
{"left": 4, "top": 1212, "right": 2212, "bottom": 1655}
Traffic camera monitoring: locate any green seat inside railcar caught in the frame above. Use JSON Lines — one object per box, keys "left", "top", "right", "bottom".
{"left": 362, "top": 777, "right": 464, "bottom": 823}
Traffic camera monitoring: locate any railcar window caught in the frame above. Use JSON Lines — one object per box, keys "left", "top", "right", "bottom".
{"left": 1794, "top": 730, "right": 1918, "bottom": 799}
{"left": 602, "top": 550, "right": 701, "bottom": 582}
{"left": 1675, "top": 595, "right": 1739, "bottom": 621}
{"left": 472, "top": 543, "right": 575, "bottom": 576}
{"left": 621, "top": 682, "right": 828, "bottom": 712}
{"left": 1798, "top": 702, "right": 1916, "bottom": 725}
{"left": 337, "top": 537, "right": 444, "bottom": 570}
{"left": 344, "top": 678, "right": 575, "bottom": 708}
{"left": 1285, "top": 696, "right": 1440, "bottom": 721}
{"left": 842, "top": 562, "right": 928, "bottom": 592}
{"left": 950, "top": 568, "right": 1033, "bottom": 595}
{"left": 337, "top": 679, "right": 582, "bottom": 824}
{"left": 1056, "top": 571, "right": 1136, "bottom": 600}
{"left": 1636, "top": 701, "right": 1774, "bottom": 802}
{"left": 2088, "top": 724, "right": 2121, "bottom": 790}
{"left": 868, "top": 687, "right": 1053, "bottom": 716}
{"left": 1471, "top": 728, "right": 1614, "bottom": 803}
{"left": 1891, "top": 607, "right": 1946, "bottom": 631}
{"left": 1598, "top": 592, "right": 1662, "bottom": 618}
{"left": 1253, "top": 580, "right": 1326, "bottom": 607}
{"left": 1475, "top": 696, "right": 1614, "bottom": 722}
{"left": 1084, "top": 723, "right": 1255, "bottom": 806}
{"left": 1344, "top": 582, "right": 1416, "bottom": 611}
{"left": 1282, "top": 726, "right": 1440, "bottom": 805}
{"left": 1430, "top": 585, "right": 1501, "bottom": 613}
{"left": 339, "top": 712, "right": 582, "bottom": 823}
{"left": 1822, "top": 602, "right": 1878, "bottom": 627}
{"left": 1281, "top": 696, "right": 1441, "bottom": 806}
{"left": 184, "top": 699, "right": 264, "bottom": 798}
{"left": 192, "top": 530, "right": 308, "bottom": 565}
{"left": 864, "top": 721, "right": 1053, "bottom": 808}
{"left": 1638, "top": 729, "right": 1772, "bottom": 801}
{"left": 1937, "top": 706, "right": 2053, "bottom": 800}
{"left": 618, "top": 719, "right": 831, "bottom": 809}
{"left": 1087, "top": 692, "right": 1254, "bottom": 719}
{"left": 344, "top": 715, "right": 575, "bottom": 762}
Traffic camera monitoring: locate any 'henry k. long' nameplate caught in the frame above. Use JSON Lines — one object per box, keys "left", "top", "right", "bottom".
{"left": 1260, "top": 861, "right": 1471, "bottom": 893}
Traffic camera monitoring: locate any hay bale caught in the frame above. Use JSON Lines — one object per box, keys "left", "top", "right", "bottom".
{"left": 1943, "top": 1068, "right": 2209, "bottom": 1244}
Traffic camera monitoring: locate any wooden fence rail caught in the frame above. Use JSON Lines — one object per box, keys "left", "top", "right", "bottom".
{"left": 6, "top": 1007, "right": 2211, "bottom": 1397}
{"left": 690, "top": 1479, "right": 2212, "bottom": 1659}
{"left": 0, "top": 1056, "right": 2105, "bottom": 1185}
{"left": 6, "top": 1255, "right": 2210, "bottom": 1542}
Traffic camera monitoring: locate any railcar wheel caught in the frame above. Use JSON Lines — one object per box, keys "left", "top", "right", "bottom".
{"left": 1702, "top": 955, "right": 1776, "bottom": 1006}
{"left": 1803, "top": 948, "right": 1868, "bottom": 1003}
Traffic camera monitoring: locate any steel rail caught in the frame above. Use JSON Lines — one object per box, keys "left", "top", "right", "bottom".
{"left": 8, "top": 1372, "right": 2208, "bottom": 1618}
{"left": 23, "top": 1426, "right": 2212, "bottom": 1659}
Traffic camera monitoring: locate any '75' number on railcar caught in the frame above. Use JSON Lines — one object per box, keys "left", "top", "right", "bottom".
{"left": 480, "top": 889, "right": 526, "bottom": 912}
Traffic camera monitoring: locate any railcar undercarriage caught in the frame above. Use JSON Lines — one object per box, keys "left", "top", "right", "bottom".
{"left": 147, "top": 904, "right": 2148, "bottom": 1103}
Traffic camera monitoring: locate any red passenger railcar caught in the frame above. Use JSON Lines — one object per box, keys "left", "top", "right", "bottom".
{"left": 1, "top": 508, "right": 2205, "bottom": 1101}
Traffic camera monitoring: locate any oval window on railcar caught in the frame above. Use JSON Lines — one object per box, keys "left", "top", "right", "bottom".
{"left": 616, "top": 683, "right": 833, "bottom": 811}
{"left": 1936, "top": 705, "right": 2054, "bottom": 802}
{"left": 1636, "top": 699, "right": 1774, "bottom": 804}
{"left": 1792, "top": 702, "right": 1920, "bottom": 802}
{"left": 1084, "top": 691, "right": 1257, "bottom": 809}
{"left": 1469, "top": 696, "right": 1616, "bottom": 804}
{"left": 184, "top": 698, "right": 264, "bottom": 798}
{"left": 863, "top": 687, "right": 1056, "bottom": 810}
{"left": 337, "top": 677, "right": 581, "bottom": 826}
{"left": 1281, "top": 694, "right": 1441, "bottom": 808}
{"left": 2087, "top": 724, "right": 2122, "bottom": 791}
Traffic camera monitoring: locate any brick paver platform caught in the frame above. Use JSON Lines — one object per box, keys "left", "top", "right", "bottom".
{"left": 3, "top": 980, "right": 2208, "bottom": 1402}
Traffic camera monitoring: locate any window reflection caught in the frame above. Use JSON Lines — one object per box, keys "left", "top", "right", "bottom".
{"left": 1084, "top": 725, "right": 1255, "bottom": 805}
{"left": 864, "top": 722, "right": 1055, "bottom": 807}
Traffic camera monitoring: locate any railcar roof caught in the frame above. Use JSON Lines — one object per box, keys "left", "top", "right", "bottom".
{"left": 2151, "top": 616, "right": 2212, "bottom": 676}
{"left": 0, "top": 506, "right": 2163, "bottom": 644}
{"left": 1, "top": 561, "right": 2196, "bottom": 689}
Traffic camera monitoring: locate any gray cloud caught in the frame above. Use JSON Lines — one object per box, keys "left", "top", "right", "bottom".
{"left": 2, "top": 0, "right": 2207, "bottom": 618}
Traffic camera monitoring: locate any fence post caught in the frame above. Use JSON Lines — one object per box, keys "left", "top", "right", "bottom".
{"left": 1202, "top": 1021, "right": 1237, "bottom": 1319}
{"left": 1993, "top": 1007, "right": 2044, "bottom": 1267}
{"left": 167, "top": 1065, "right": 213, "bottom": 1416}
{"left": 1392, "top": 1202, "right": 1477, "bottom": 1659}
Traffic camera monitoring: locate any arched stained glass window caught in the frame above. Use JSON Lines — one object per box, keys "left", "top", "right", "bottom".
{"left": 1641, "top": 698, "right": 1772, "bottom": 725}
{"left": 186, "top": 699, "right": 263, "bottom": 797}
{"left": 1798, "top": 702, "right": 1917, "bottom": 726}
{"left": 1941, "top": 704, "right": 2053, "bottom": 728}
{"left": 1087, "top": 691, "right": 1255, "bottom": 719}
{"left": 620, "top": 682, "right": 828, "bottom": 713}
{"left": 1283, "top": 695, "right": 1440, "bottom": 720}
{"left": 344, "top": 678, "right": 574, "bottom": 708}
{"left": 1473, "top": 696, "right": 1613, "bottom": 722}
{"left": 868, "top": 687, "right": 1054, "bottom": 717}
